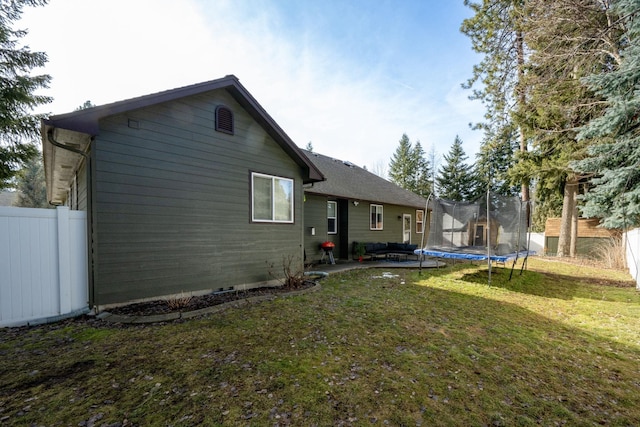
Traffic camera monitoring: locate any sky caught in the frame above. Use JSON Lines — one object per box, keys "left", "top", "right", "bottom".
{"left": 20, "top": 0, "right": 485, "bottom": 175}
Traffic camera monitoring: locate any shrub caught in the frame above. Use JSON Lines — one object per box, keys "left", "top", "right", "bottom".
{"left": 165, "top": 292, "right": 193, "bottom": 310}
{"left": 267, "top": 255, "right": 307, "bottom": 289}
{"left": 593, "top": 237, "right": 626, "bottom": 270}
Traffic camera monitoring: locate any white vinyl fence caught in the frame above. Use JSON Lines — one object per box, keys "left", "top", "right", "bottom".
{"left": 625, "top": 228, "right": 640, "bottom": 289}
{"left": 0, "top": 206, "right": 88, "bottom": 327}
{"left": 528, "top": 232, "right": 545, "bottom": 255}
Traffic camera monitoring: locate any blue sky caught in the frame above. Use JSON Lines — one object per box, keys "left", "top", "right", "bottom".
{"left": 22, "top": 0, "right": 484, "bottom": 175}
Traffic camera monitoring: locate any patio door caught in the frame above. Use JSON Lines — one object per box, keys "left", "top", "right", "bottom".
{"left": 403, "top": 214, "right": 411, "bottom": 244}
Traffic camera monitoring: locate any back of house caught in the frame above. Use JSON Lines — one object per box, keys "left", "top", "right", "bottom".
{"left": 302, "top": 151, "right": 429, "bottom": 263}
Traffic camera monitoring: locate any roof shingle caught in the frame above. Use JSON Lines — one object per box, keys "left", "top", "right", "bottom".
{"left": 303, "top": 150, "right": 428, "bottom": 208}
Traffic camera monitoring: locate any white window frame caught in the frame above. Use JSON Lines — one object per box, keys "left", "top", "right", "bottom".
{"left": 416, "top": 209, "right": 424, "bottom": 234}
{"left": 251, "top": 172, "right": 294, "bottom": 223}
{"left": 370, "top": 204, "right": 383, "bottom": 230}
{"left": 327, "top": 201, "right": 337, "bottom": 234}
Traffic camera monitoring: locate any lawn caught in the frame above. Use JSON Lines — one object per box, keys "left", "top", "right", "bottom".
{"left": 1, "top": 258, "right": 639, "bottom": 426}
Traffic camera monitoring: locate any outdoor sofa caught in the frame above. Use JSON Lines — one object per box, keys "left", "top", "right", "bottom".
{"left": 353, "top": 242, "right": 420, "bottom": 261}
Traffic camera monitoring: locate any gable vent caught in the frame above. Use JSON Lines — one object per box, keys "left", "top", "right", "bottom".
{"left": 215, "top": 105, "right": 234, "bottom": 135}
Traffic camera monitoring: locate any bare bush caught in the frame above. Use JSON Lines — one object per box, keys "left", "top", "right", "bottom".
{"left": 165, "top": 292, "right": 193, "bottom": 310}
{"left": 267, "top": 255, "right": 307, "bottom": 289}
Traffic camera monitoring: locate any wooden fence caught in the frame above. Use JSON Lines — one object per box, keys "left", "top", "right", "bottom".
{"left": 0, "top": 206, "right": 88, "bottom": 327}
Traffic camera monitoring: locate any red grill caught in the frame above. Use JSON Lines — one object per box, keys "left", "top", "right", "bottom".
{"left": 320, "top": 241, "right": 335, "bottom": 249}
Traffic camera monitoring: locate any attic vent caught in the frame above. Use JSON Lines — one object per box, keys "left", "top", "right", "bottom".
{"left": 215, "top": 105, "right": 234, "bottom": 135}
{"left": 343, "top": 161, "right": 354, "bottom": 167}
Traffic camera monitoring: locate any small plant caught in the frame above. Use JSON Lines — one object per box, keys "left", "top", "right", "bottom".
{"left": 165, "top": 292, "right": 193, "bottom": 310}
{"left": 354, "top": 242, "right": 366, "bottom": 261}
{"left": 267, "top": 255, "right": 307, "bottom": 289}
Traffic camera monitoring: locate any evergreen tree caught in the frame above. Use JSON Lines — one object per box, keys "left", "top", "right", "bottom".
{"left": 461, "top": 0, "right": 529, "bottom": 204}
{"left": 75, "top": 100, "right": 95, "bottom": 111}
{"left": 412, "top": 141, "right": 432, "bottom": 197}
{"left": 15, "top": 152, "right": 48, "bottom": 208}
{"left": 305, "top": 141, "right": 313, "bottom": 152}
{"left": 0, "top": 0, "right": 52, "bottom": 189}
{"left": 573, "top": 0, "right": 640, "bottom": 229}
{"left": 436, "top": 136, "right": 475, "bottom": 201}
{"left": 388, "top": 134, "right": 433, "bottom": 197}
{"left": 513, "top": 0, "right": 619, "bottom": 256}
{"left": 389, "top": 133, "right": 417, "bottom": 190}
{"left": 473, "top": 122, "right": 519, "bottom": 200}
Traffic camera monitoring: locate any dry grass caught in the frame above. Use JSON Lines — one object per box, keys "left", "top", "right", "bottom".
{"left": 165, "top": 292, "right": 193, "bottom": 311}
{"left": 0, "top": 258, "right": 638, "bottom": 426}
{"left": 593, "top": 237, "right": 627, "bottom": 270}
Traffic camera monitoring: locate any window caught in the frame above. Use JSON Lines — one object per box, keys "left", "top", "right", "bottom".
{"left": 416, "top": 210, "right": 424, "bottom": 233}
{"left": 251, "top": 173, "right": 294, "bottom": 223}
{"left": 370, "top": 204, "right": 383, "bottom": 230}
{"left": 327, "top": 201, "right": 337, "bottom": 234}
{"left": 215, "top": 105, "right": 234, "bottom": 134}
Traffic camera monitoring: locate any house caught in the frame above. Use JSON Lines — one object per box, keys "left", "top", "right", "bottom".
{"left": 302, "top": 151, "right": 429, "bottom": 263}
{"left": 41, "top": 75, "right": 324, "bottom": 308}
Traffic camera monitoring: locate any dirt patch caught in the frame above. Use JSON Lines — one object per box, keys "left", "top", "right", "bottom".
{"left": 106, "top": 281, "right": 317, "bottom": 317}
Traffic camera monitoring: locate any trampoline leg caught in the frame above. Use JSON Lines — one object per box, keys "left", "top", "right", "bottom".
{"left": 509, "top": 260, "right": 516, "bottom": 280}
{"left": 520, "top": 256, "right": 529, "bottom": 275}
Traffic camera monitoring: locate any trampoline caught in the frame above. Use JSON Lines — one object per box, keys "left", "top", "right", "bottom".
{"left": 416, "top": 191, "right": 535, "bottom": 282}
{"left": 416, "top": 247, "right": 535, "bottom": 263}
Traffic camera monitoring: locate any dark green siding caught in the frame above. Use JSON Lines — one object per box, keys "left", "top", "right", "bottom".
{"left": 303, "top": 194, "right": 329, "bottom": 263}
{"left": 93, "top": 90, "right": 305, "bottom": 305}
{"left": 303, "top": 194, "right": 427, "bottom": 262}
{"left": 349, "top": 203, "right": 422, "bottom": 245}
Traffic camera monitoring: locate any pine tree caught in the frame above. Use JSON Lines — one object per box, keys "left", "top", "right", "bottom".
{"left": 573, "top": 0, "right": 640, "bottom": 229}
{"left": 388, "top": 134, "right": 433, "bottom": 197}
{"left": 461, "top": 0, "right": 529, "bottom": 204}
{"left": 475, "top": 124, "right": 519, "bottom": 198}
{"left": 412, "top": 141, "right": 432, "bottom": 197}
{"left": 389, "top": 134, "right": 417, "bottom": 190}
{"left": 436, "top": 136, "right": 475, "bottom": 201}
{"left": 515, "top": 0, "right": 619, "bottom": 256}
{"left": 305, "top": 141, "right": 313, "bottom": 152}
{"left": 15, "top": 152, "right": 48, "bottom": 208}
{"left": 0, "top": 0, "right": 52, "bottom": 189}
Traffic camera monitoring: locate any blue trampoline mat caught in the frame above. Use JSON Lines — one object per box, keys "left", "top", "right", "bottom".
{"left": 414, "top": 248, "right": 536, "bottom": 262}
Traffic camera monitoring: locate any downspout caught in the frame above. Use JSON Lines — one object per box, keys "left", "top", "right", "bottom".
{"left": 47, "top": 130, "right": 96, "bottom": 310}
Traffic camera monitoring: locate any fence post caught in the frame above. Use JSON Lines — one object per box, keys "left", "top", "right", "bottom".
{"left": 57, "top": 206, "right": 71, "bottom": 314}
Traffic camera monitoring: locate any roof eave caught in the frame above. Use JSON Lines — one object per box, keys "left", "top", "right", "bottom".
{"left": 41, "top": 124, "right": 92, "bottom": 205}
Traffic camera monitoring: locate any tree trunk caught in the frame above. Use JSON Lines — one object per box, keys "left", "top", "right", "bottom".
{"left": 516, "top": 29, "right": 531, "bottom": 222}
{"left": 557, "top": 176, "right": 579, "bottom": 257}
{"left": 569, "top": 183, "right": 579, "bottom": 258}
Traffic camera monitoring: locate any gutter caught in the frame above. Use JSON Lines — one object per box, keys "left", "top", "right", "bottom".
{"left": 47, "top": 130, "right": 96, "bottom": 310}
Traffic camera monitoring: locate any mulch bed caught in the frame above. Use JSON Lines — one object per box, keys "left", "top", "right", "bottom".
{"left": 106, "top": 280, "right": 317, "bottom": 317}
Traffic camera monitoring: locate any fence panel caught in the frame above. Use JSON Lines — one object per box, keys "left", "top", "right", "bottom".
{"left": 625, "top": 228, "right": 640, "bottom": 289}
{"left": 528, "top": 232, "right": 544, "bottom": 254}
{"left": 0, "top": 206, "right": 88, "bottom": 327}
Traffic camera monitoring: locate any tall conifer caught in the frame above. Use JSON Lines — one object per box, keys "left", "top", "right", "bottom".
{"left": 0, "top": 0, "right": 51, "bottom": 188}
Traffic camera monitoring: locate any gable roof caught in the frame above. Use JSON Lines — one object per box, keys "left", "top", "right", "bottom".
{"left": 303, "top": 150, "right": 428, "bottom": 209}
{"left": 42, "top": 75, "right": 324, "bottom": 204}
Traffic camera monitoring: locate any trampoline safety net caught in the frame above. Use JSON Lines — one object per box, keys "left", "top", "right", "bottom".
{"left": 422, "top": 192, "right": 531, "bottom": 260}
